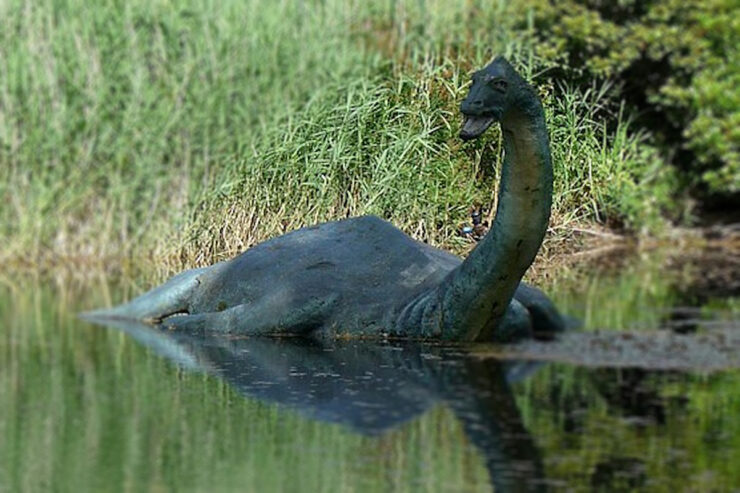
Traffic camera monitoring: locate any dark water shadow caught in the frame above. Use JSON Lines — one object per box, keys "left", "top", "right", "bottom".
{"left": 98, "top": 318, "right": 550, "bottom": 492}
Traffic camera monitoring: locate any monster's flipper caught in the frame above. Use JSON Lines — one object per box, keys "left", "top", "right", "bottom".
{"left": 79, "top": 267, "right": 210, "bottom": 324}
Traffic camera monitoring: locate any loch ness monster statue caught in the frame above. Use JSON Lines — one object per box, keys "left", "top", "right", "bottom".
{"left": 83, "top": 57, "right": 566, "bottom": 342}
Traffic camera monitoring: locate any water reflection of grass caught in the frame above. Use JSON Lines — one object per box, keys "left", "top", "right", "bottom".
{"left": 1, "top": 269, "right": 738, "bottom": 492}
{"left": 547, "top": 250, "right": 738, "bottom": 332}
{"left": 0, "top": 281, "right": 492, "bottom": 492}
{"left": 520, "top": 254, "right": 740, "bottom": 488}
{"left": 518, "top": 364, "right": 740, "bottom": 490}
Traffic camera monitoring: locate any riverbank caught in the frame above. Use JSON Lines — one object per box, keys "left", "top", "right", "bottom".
{"left": 2, "top": 222, "right": 737, "bottom": 309}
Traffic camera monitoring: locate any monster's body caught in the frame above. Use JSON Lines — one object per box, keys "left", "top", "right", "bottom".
{"left": 99, "top": 215, "right": 562, "bottom": 341}
{"left": 179, "top": 216, "right": 456, "bottom": 338}
{"left": 84, "top": 57, "right": 566, "bottom": 342}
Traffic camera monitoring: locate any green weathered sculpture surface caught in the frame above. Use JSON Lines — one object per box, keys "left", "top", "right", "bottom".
{"left": 85, "top": 57, "right": 564, "bottom": 342}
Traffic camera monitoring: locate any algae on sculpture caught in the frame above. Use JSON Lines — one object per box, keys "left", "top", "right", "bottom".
{"left": 84, "top": 57, "right": 564, "bottom": 342}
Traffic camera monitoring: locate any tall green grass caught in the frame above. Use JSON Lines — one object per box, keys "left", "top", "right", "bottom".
{"left": 0, "top": 0, "right": 676, "bottom": 276}
{"left": 0, "top": 0, "right": 371, "bottom": 271}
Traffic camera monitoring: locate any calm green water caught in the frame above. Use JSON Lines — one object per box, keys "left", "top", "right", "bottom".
{"left": 1, "top": 252, "right": 739, "bottom": 492}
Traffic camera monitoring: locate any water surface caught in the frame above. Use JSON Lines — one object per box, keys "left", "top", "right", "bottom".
{"left": 1, "top": 250, "right": 738, "bottom": 492}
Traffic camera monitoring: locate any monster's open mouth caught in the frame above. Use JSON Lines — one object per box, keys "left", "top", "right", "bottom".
{"left": 459, "top": 115, "right": 496, "bottom": 141}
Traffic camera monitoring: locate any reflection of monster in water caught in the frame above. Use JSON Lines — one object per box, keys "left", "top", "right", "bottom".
{"left": 102, "top": 319, "right": 548, "bottom": 492}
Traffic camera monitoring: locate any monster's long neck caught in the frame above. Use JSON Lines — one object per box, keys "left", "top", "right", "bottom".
{"left": 435, "top": 99, "right": 552, "bottom": 341}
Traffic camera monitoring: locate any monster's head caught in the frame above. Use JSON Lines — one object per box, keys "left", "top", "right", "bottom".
{"left": 459, "top": 57, "right": 530, "bottom": 141}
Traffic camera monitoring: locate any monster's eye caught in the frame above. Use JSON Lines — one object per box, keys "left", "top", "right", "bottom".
{"left": 489, "top": 78, "right": 508, "bottom": 92}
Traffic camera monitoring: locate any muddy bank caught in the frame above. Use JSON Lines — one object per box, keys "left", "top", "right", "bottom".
{"left": 478, "top": 330, "right": 740, "bottom": 372}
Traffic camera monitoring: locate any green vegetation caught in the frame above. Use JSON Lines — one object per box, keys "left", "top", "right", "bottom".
{"left": 519, "top": 0, "right": 739, "bottom": 195}
{"left": 0, "top": 0, "right": 371, "bottom": 273}
{"left": 0, "top": 0, "right": 733, "bottom": 276}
